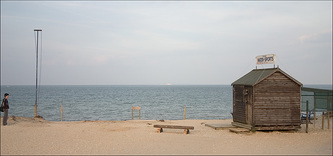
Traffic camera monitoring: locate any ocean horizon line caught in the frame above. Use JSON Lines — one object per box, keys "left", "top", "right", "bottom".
{"left": 1, "top": 84, "right": 332, "bottom": 87}
{"left": 2, "top": 84, "right": 233, "bottom": 86}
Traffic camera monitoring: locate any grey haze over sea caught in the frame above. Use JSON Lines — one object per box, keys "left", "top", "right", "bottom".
{"left": 1, "top": 85, "right": 331, "bottom": 121}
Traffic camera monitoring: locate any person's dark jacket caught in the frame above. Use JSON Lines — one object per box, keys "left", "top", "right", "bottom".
{"left": 2, "top": 98, "right": 9, "bottom": 109}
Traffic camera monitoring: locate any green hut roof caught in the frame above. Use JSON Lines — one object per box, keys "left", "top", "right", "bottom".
{"left": 231, "top": 67, "right": 302, "bottom": 86}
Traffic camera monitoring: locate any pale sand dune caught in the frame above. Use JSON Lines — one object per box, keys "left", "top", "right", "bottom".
{"left": 1, "top": 116, "right": 332, "bottom": 155}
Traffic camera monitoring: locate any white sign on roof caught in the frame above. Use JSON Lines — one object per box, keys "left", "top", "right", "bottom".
{"left": 256, "top": 54, "right": 275, "bottom": 65}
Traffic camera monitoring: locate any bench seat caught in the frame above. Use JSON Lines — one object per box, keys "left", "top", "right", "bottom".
{"left": 153, "top": 124, "right": 194, "bottom": 134}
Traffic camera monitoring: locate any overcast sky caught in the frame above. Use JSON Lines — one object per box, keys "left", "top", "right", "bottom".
{"left": 1, "top": 1, "right": 332, "bottom": 85}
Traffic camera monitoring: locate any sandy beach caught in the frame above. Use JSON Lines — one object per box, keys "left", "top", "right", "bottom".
{"left": 1, "top": 116, "right": 332, "bottom": 155}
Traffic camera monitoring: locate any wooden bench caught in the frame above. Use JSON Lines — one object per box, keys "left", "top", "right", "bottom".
{"left": 153, "top": 125, "right": 194, "bottom": 134}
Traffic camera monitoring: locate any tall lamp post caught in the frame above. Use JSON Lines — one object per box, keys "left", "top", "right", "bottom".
{"left": 34, "top": 29, "right": 42, "bottom": 117}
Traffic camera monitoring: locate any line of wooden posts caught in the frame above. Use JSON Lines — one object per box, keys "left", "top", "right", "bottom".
{"left": 305, "top": 100, "right": 331, "bottom": 133}
{"left": 59, "top": 102, "right": 331, "bottom": 131}
{"left": 130, "top": 106, "right": 187, "bottom": 120}
{"left": 59, "top": 105, "right": 188, "bottom": 121}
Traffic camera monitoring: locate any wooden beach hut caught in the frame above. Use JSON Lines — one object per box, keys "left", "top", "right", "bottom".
{"left": 231, "top": 67, "right": 303, "bottom": 130}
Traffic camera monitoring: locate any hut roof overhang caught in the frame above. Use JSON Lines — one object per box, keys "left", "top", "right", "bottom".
{"left": 231, "top": 67, "right": 303, "bottom": 87}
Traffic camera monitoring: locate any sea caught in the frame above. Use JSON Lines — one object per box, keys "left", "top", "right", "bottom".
{"left": 1, "top": 84, "right": 331, "bottom": 121}
{"left": 0, "top": 85, "right": 233, "bottom": 121}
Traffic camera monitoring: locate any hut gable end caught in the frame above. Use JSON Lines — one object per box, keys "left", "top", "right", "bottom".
{"left": 255, "top": 72, "right": 302, "bottom": 91}
{"left": 231, "top": 67, "right": 302, "bottom": 131}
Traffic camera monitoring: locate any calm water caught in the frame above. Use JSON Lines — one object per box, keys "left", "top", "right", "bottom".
{"left": 0, "top": 85, "right": 233, "bottom": 121}
{"left": 1, "top": 84, "right": 331, "bottom": 121}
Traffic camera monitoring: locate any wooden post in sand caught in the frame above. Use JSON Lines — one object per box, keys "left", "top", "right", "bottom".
{"left": 132, "top": 106, "right": 141, "bottom": 120}
{"left": 34, "top": 105, "right": 38, "bottom": 118}
{"left": 183, "top": 106, "right": 186, "bottom": 120}
{"left": 327, "top": 95, "right": 330, "bottom": 129}
{"left": 61, "top": 104, "right": 63, "bottom": 121}
{"left": 314, "top": 97, "right": 316, "bottom": 128}
{"left": 321, "top": 112, "right": 325, "bottom": 129}
{"left": 306, "top": 101, "right": 309, "bottom": 133}
{"left": 327, "top": 111, "right": 330, "bottom": 129}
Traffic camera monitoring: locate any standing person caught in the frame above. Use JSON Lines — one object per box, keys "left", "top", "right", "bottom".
{"left": 2, "top": 93, "right": 9, "bottom": 126}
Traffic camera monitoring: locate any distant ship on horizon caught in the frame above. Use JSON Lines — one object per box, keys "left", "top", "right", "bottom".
{"left": 160, "top": 83, "right": 172, "bottom": 85}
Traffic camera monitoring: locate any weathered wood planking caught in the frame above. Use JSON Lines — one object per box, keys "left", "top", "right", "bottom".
{"left": 153, "top": 125, "right": 194, "bottom": 130}
{"left": 253, "top": 72, "right": 301, "bottom": 128}
{"left": 154, "top": 125, "right": 194, "bottom": 134}
{"left": 232, "top": 68, "right": 302, "bottom": 131}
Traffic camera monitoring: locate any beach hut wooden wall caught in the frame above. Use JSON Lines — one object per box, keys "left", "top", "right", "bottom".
{"left": 231, "top": 67, "right": 302, "bottom": 130}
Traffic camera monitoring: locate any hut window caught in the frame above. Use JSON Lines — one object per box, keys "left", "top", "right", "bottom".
{"left": 243, "top": 89, "right": 249, "bottom": 95}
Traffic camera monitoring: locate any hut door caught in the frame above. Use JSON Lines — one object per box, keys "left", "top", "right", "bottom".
{"left": 233, "top": 86, "right": 246, "bottom": 124}
{"left": 244, "top": 88, "right": 252, "bottom": 125}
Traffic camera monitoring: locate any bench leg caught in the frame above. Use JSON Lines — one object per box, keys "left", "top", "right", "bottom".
{"left": 157, "top": 128, "right": 163, "bottom": 133}
{"left": 184, "top": 129, "right": 190, "bottom": 134}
